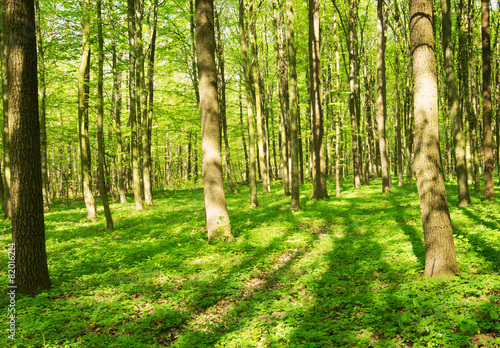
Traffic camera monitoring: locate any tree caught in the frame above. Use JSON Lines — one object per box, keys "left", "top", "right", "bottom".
{"left": 482, "top": 0, "right": 494, "bottom": 201}
{"left": 127, "top": 0, "right": 144, "bottom": 211}
{"left": 35, "top": 0, "right": 50, "bottom": 211}
{"left": 286, "top": 0, "right": 300, "bottom": 211}
{"left": 409, "top": 0, "right": 458, "bottom": 277}
{"left": 135, "top": 0, "right": 153, "bottom": 206}
{"left": 196, "top": 0, "right": 233, "bottom": 241}
{"left": 441, "top": 0, "right": 470, "bottom": 206}
{"left": 309, "top": 0, "right": 328, "bottom": 200}
{"left": 239, "top": 0, "right": 258, "bottom": 208}
{"left": 97, "top": 0, "right": 113, "bottom": 229}
{"left": 377, "top": 0, "right": 390, "bottom": 194}
{"left": 78, "top": 0, "right": 97, "bottom": 221}
{"left": 0, "top": 0, "right": 11, "bottom": 219}
{"left": 249, "top": 1, "right": 270, "bottom": 194}
{"left": 6, "top": 0, "right": 51, "bottom": 294}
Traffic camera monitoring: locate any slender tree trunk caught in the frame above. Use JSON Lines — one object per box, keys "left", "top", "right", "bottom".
{"left": 348, "top": 0, "right": 361, "bottom": 188}
{"left": 214, "top": 2, "right": 233, "bottom": 191}
{"left": 34, "top": 0, "right": 49, "bottom": 211}
{"left": 196, "top": 0, "right": 233, "bottom": 241}
{"left": 147, "top": 3, "right": 157, "bottom": 191}
{"left": 335, "top": 44, "right": 341, "bottom": 197}
{"left": 78, "top": 0, "right": 96, "bottom": 220}
{"left": 309, "top": 0, "right": 328, "bottom": 199}
{"left": 249, "top": 3, "right": 270, "bottom": 194}
{"left": 127, "top": 0, "right": 144, "bottom": 210}
{"left": 6, "top": 0, "right": 51, "bottom": 295}
{"left": 442, "top": 0, "right": 470, "bottom": 206}
{"left": 377, "top": 0, "right": 390, "bottom": 193}
{"left": 274, "top": 2, "right": 290, "bottom": 196}
{"left": 482, "top": 0, "right": 495, "bottom": 200}
{"left": 395, "top": 32, "right": 404, "bottom": 187}
{"left": 112, "top": 45, "right": 127, "bottom": 204}
{"left": 286, "top": 0, "right": 300, "bottom": 211}
{"left": 97, "top": 0, "right": 113, "bottom": 229}
{"left": 410, "top": 0, "right": 459, "bottom": 278}
{"left": 0, "top": 1, "right": 11, "bottom": 219}
{"left": 458, "top": 0, "right": 473, "bottom": 186}
{"left": 134, "top": 0, "right": 153, "bottom": 206}
{"left": 239, "top": 81, "right": 249, "bottom": 182}
{"left": 239, "top": 0, "right": 258, "bottom": 207}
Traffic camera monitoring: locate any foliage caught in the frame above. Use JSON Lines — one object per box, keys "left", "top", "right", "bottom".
{"left": 1, "top": 178, "right": 499, "bottom": 347}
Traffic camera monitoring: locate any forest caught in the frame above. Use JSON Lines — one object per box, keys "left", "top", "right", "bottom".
{"left": 1, "top": 0, "right": 500, "bottom": 346}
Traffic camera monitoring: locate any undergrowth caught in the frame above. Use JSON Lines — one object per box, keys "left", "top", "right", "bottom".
{"left": 0, "top": 177, "right": 499, "bottom": 347}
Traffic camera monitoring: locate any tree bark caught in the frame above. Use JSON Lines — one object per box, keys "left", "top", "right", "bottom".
{"left": 239, "top": 0, "right": 258, "bottom": 207}
{"left": 127, "top": 0, "right": 144, "bottom": 210}
{"left": 249, "top": 2, "right": 270, "bottom": 194}
{"left": 0, "top": 1, "right": 11, "bottom": 219}
{"left": 274, "top": 2, "right": 291, "bottom": 196}
{"left": 112, "top": 36, "right": 127, "bottom": 203}
{"left": 6, "top": 0, "right": 51, "bottom": 295}
{"left": 147, "top": 2, "right": 158, "bottom": 191}
{"left": 481, "top": 0, "right": 494, "bottom": 200}
{"left": 410, "top": 0, "right": 459, "bottom": 278}
{"left": 134, "top": 0, "right": 153, "bottom": 206}
{"left": 78, "top": 0, "right": 97, "bottom": 220}
{"left": 377, "top": 0, "right": 390, "bottom": 193}
{"left": 214, "top": 2, "right": 233, "bottom": 191}
{"left": 35, "top": 0, "right": 49, "bottom": 211}
{"left": 97, "top": 0, "right": 114, "bottom": 229}
{"left": 348, "top": 0, "right": 361, "bottom": 188}
{"left": 441, "top": 0, "right": 470, "bottom": 206}
{"left": 286, "top": 0, "right": 300, "bottom": 211}
{"left": 309, "top": 0, "right": 328, "bottom": 199}
{"left": 196, "top": 0, "right": 233, "bottom": 241}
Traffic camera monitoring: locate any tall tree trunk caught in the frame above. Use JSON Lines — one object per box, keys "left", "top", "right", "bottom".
{"left": 377, "top": 0, "right": 390, "bottom": 193}
{"left": 249, "top": 3, "right": 270, "bottom": 194}
{"left": 309, "top": 0, "right": 328, "bottom": 199}
{"left": 482, "top": 0, "right": 495, "bottom": 200}
{"left": 239, "top": 0, "right": 258, "bottom": 207}
{"left": 147, "top": 2, "right": 158, "bottom": 191}
{"left": 196, "top": 0, "right": 233, "bottom": 241}
{"left": 97, "top": 0, "right": 113, "bottom": 229}
{"left": 0, "top": 1, "right": 11, "bottom": 219}
{"left": 135, "top": 0, "right": 153, "bottom": 206}
{"left": 274, "top": 2, "right": 290, "bottom": 196}
{"left": 113, "top": 39, "right": 127, "bottom": 203}
{"left": 442, "top": 0, "right": 470, "bottom": 206}
{"left": 127, "top": 0, "right": 144, "bottom": 210}
{"left": 214, "top": 2, "right": 233, "bottom": 191}
{"left": 348, "top": 0, "right": 361, "bottom": 188}
{"left": 6, "top": 0, "right": 51, "bottom": 295}
{"left": 35, "top": 0, "right": 49, "bottom": 211}
{"left": 335, "top": 43, "right": 341, "bottom": 197}
{"left": 239, "top": 81, "right": 249, "bottom": 182}
{"left": 410, "top": 0, "right": 459, "bottom": 278}
{"left": 458, "top": 0, "right": 473, "bottom": 186}
{"left": 286, "top": 0, "right": 300, "bottom": 211}
{"left": 394, "top": 31, "right": 404, "bottom": 187}
{"left": 78, "top": 0, "right": 97, "bottom": 220}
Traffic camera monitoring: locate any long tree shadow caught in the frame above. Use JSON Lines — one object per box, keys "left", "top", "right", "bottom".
{"left": 456, "top": 207, "right": 500, "bottom": 271}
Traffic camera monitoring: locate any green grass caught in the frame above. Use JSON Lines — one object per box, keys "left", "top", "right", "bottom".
{"left": 1, "top": 177, "right": 500, "bottom": 347}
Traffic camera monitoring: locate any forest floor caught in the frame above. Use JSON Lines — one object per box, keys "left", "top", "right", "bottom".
{"left": 1, "top": 177, "right": 500, "bottom": 347}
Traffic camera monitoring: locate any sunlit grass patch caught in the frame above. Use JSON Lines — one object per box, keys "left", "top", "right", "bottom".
{"left": 0, "top": 177, "right": 499, "bottom": 347}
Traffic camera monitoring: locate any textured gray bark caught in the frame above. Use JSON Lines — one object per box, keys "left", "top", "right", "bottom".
{"left": 6, "top": 0, "right": 51, "bottom": 294}
{"left": 197, "top": 0, "right": 233, "bottom": 241}
{"left": 410, "top": 0, "right": 459, "bottom": 278}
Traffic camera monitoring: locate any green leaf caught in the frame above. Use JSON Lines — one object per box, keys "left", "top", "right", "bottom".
{"left": 490, "top": 309, "right": 498, "bottom": 320}
{"left": 401, "top": 311, "right": 411, "bottom": 323}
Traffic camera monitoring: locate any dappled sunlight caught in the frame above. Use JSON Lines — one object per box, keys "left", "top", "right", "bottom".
{"left": 0, "top": 179, "right": 499, "bottom": 347}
